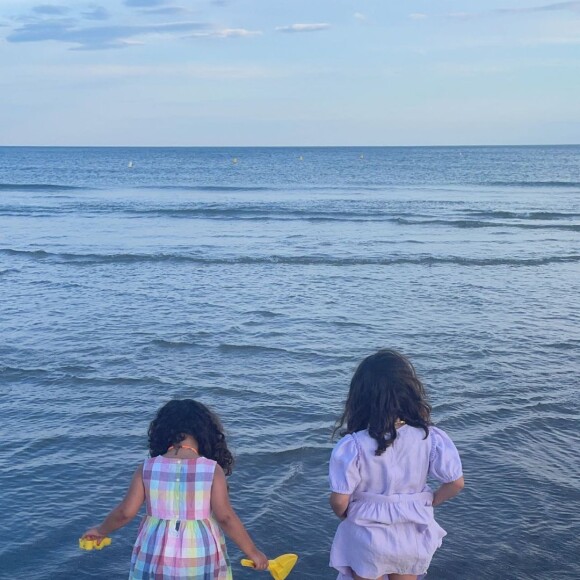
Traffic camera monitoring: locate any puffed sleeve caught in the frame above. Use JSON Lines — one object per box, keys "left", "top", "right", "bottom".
{"left": 329, "top": 434, "right": 361, "bottom": 494}
{"left": 428, "top": 426, "right": 463, "bottom": 483}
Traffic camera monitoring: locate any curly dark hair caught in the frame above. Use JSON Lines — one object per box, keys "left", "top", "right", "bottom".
{"left": 334, "top": 349, "right": 432, "bottom": 456}
{"left": 148, "top": 399, "right": 234, "bottom": 475}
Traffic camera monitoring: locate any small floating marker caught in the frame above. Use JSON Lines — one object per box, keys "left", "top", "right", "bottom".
{"left": 360, "top": 154, "right": 364, "bottom": 159}
{"left": 128, "top": 161, "right": 134, "bottom": 168}
{"left": 299, "top": 155, "right": 303, "bottom": 161}
{"left": 232, "top": 157, "right": 238, "bottom": 164}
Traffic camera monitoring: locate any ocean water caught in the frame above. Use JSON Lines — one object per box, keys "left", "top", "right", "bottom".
{"left": 0, "top": 145, "right": 579, "bottom": 580}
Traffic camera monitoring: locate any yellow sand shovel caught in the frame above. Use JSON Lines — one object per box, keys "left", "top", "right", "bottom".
{"left": 79, "top": 536, "right": 112, "bottom": 550}
{"left": 241, "top": 554, "right": 298, "bottom": 580}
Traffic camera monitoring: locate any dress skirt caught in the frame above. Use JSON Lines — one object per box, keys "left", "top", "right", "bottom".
{"left": 130, "top": 515, "right": 232, "bottom": 579}
{"left": 330, "top": 491, "right": 446, "bottom": 579}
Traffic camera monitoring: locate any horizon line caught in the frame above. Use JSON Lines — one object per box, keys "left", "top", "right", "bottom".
{"left": 1, "top": 143, "right": 579, "bottom": 149}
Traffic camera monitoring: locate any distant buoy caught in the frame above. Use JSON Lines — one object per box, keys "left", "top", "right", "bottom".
{"left": 360, "top": 154, "right": 364, "bottom": 159}
{"left": 299, "top": 155, "right": 303, "bottom": 161}
{"left": 128, "top": 161, "right": 134, "bottom": 168}
{"left": 232, "top": 157, "right": 238, "bottom": 164}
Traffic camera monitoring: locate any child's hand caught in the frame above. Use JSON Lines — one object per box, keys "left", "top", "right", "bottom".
{"left": 247, "top": 550, "right": 269, "bottom": 571}
{"left": 82, "top": 527, "right": 106, "bottom": 545}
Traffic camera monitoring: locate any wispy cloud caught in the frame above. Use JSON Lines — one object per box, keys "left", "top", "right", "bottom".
{"left": 7, "top": 63, "right": 284, "bottom": 81}
{"left": 124, "top": 0, "right": 168, "bottom": 6}
{"left": 138, "top": 6, "right": 192, "bottom": 16}
{"left": 520, "top": 34, "right": 580, "bottom": 45}
{"left": 354, "top": 12, "right": 366, "bottom": 22}
{"left": 82, "top": 6, "right": 110, "bottom": 21}
{"left": 188, "top": 28, "right": 261, "bottom": 38}
{"left": 409, "top": 13, "right": 428, "bottom": 20}
{"left": 32, "top": 5, "right": 69, "bottom": 16}
{"left": 435, "top": 62, "right": 514, "bottom": 76}
{"left": 496, "top": 1, "right": 580, "bottom": 13}
{"left": 449, "top": 1, "right": 580, "bottom": 19}
{"left": 275, "top": 23, "right": 330, "bottom": 33}
{"left": 448, "top": 12, "right": 475, "bottom": 21}
{"left": 7, "top": 18, "right": 209, "bottom": 50}
{"left": 434, "top": 57, "right": 580, "bottom": 77}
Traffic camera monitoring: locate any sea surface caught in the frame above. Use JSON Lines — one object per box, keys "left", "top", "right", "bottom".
{"left": 0, "top": 146, "right": 579, "bottom": 580}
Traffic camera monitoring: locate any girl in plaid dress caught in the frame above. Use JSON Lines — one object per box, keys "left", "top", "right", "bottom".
{"left": 82, "top": 399, "right": 268, "bottom": 579}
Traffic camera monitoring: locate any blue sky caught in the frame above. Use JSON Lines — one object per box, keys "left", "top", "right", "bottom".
{"left": 0, "top": 0, "right": 579, "bottom": 145}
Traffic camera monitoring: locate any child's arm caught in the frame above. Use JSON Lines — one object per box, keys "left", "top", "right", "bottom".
{"left": 329, "top": 492, "right": 350, "bottom": 519}
{"left": 83, "top": 466, "right": 145, "bottom": 539}
{"left": 432, "top": 476, "right": 464, "bottom": 507}
{"left": 210, "top": 464, "right": 269, "bottom": 571}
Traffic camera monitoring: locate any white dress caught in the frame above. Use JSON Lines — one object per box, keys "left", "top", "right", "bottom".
{"left": 329, "top": 426, "right": 463, "bottom": 579}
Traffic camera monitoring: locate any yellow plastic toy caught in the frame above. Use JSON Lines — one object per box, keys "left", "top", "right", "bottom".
{"left": 241, "top": 554, "right": 298, "bottom": 580}
{"left": 79, "top": 537, "right": 112, "bottom": 550}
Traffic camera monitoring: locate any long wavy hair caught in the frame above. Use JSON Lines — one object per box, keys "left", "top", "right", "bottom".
{"left": 148, "top": 399, "right": 234, "bottom": 475}
{"left": 334, "top": 349, "right": 432, "bottom": 455}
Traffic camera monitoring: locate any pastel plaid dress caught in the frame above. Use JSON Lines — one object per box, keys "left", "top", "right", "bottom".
{"left": 129, "top": 456, "right": 232, "bottom": 579}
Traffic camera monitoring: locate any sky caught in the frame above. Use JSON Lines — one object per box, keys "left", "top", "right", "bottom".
{"left": 0, "top": 0, "right": 579, "bottom": 146}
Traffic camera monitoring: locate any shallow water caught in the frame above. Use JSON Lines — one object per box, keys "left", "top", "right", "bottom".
{"left": 0, "top": 146, "right": 579, "bottom": 579}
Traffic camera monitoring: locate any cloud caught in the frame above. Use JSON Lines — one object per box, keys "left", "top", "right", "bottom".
{"left": 275, "top": 23, "right": 330, "bottom": 33}
{"left": 521, "top": 34, "right": 580, "bottom": 45}
{"left": 32, "top": 5, "right": 69, "bottom": 16}
{"left": 138, "top": 6, "right": 192, "bottom": 16}
{"left": 354, "top": 12, "right": 366, "bottom": 21}
{"left": 124, "top": 0, "right": 167, "bottom": 7}
{"left": 435, "top": 62, "right": 514, "bottom": 76}
{"left": 496, "top": 1, "right": 580, "bottom": 13}
{"left": 449, "top": 1, "right": 580, "bottom": 19}
{"left": 82, "top": 6, "right": 110, "bottom": 21}
{"left": 434, "top": 57, "right": 580, "bottom": 77}
{"left": 409, "top": 13, "right": 428, "bottom": 20}
{"left": 448, "top": 12, "right": 475, "bottom": 20}
{"left": 188, "top": 28, "right": 261, "bottom": 38}
{"left": 7, "top": 18, "right": 209, "bottom": 50}
{"left": 11, "top": 63, "right": 283, "bottom": 81}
